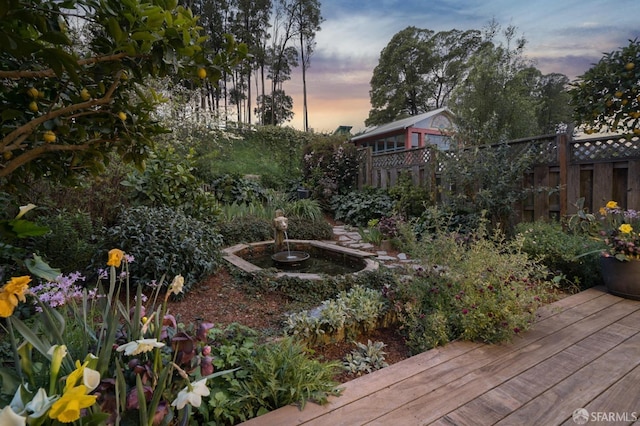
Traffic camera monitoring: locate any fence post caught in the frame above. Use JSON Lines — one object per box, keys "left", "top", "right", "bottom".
{"left": 558, "top": 133, "right": 568, "bottom": 218}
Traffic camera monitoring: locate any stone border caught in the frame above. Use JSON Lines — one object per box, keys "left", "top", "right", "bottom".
{"left": 222, "top": 239, "right": 379, "bottom": 280}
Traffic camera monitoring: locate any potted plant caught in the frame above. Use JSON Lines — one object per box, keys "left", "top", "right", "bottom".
{"left": 586, "top": 200, "right": 640, "bottom": 300}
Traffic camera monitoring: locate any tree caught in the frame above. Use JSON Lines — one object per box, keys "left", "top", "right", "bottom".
{"left": 0, "top": 0, "right": 246, "bottom": 187}
{"left": 570, "top": 38, "right": 640, "bottom": 135}
{"left": 255, "top": 89, "right": 294, "bottom": 125}
{"left": 289, "top": 0, "right": 323, "bottom": 132}
{"left": 367, "top": 27, "right": 435, "bottom": 126}
{"left": 537, "top": 73, "right": 572, "bottom": 134}
{"left": 449, "top": 22, "right": 568, "bottom": 145}
{"left": 366, "top": 27, "right": 482, "bottom": 126}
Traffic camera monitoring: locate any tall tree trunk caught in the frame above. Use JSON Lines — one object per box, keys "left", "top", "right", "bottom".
{"left": 300, "top": 31, "right": 308, "bottom": 132}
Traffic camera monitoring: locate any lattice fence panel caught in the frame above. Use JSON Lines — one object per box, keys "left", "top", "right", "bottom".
{"left": 570, "top": 136, "right": 640, "bottom": 163}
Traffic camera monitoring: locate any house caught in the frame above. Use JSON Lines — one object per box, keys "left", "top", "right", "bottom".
{"left": 350, "top": 107, "right": 455, "bottom": 153}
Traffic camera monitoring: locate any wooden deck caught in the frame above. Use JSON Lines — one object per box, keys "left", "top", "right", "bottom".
{"left": 241, "top": 287, "right": 640, "bottom": 425}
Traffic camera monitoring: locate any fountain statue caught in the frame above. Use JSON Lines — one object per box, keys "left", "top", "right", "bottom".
{"left": 273, "top": 209, "right": 288, "bottom": 253}
{"left": 271, "top": 209, "right": 310, "bottom": 266}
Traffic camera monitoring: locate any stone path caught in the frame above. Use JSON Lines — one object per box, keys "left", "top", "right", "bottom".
{"left": 331, "top": 225, "right": 412, "bottom": 267}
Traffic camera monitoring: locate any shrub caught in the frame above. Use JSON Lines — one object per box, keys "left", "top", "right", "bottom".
{"left": 286, "top": 217, "right": 333, "bottom": 240}
{"left": 330, "top": 188, "right": 394, "bottom": 227}
{"left": 389, "top": 172, "right": 433, "bottom": 218}
{"left": 208, "top": 173, "right": 269, "bottom": 205}
{"left": 218, "top": 215, "right": 273, "bottom": 245}
{"left": 514, "top": 220, "right": 604, "bottom": 291}
{"left": 302, "top": 135, "right": 359, "bottom": 207}
{"left": 222, "top": 337, "right": 341, "bottom": 422}
{"left": 104, "top": 206, "right": 222, "bottom": 293}
{"left": 121, "top": 147, "right": 220, "bottom": 223}
{"left": 27, "top": 210, "right": 103, "bottom": 274}
{"left": 394, "top": 226, "right": 556, "bottom": 354}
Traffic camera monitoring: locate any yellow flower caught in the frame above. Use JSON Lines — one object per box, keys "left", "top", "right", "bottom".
{"left": 107, "top": 249, "right": 124, "bottom": 268}
{"left": 0, "top": 276, "right": 31, "bottom": 318}
{"left": 599, "top": 207, "right": 606, "bottom": 216}
{"left": 619, "top": 223, "right": 633, "bottom": 234}
{"left": 48, "top": 385, "right": 96, "bottom": 423}
{"left": 606, "top": 201, "right": 619, "bottom": 209}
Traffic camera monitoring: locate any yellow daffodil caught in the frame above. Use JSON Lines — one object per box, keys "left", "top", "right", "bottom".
{"left": 116, "top": 338, "right": 165, "bottom": 356}
{"left": 0, "top": 276, "right": 31, "bottom": 318}
{"left": 606, "top": 200, "right": 619, "bottom": 209}
{"left": 48, "top": 385, "right": 96, "bottom": 423}
{"left": 107, "top": 248, "right": 124, "bottom": 268}
{"left": 168, "top": 275, "right": 184, "bottom": 296}
{"left": 0, "top": 405, "right": 25, "bottom": 426}
{"left": 619, "top": 223, "right": 633, "bottom": 234}
{"left": 171, "top": 378, "right": 210, "bottom": 409}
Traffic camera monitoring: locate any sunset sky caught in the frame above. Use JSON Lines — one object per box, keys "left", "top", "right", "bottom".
{"left": 283, "top": 0, "right": 640, "bottom": 134}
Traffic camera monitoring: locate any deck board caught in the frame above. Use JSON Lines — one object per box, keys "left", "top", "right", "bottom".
{"left": 239, "top": 287, "right": 640, "bottom": 426}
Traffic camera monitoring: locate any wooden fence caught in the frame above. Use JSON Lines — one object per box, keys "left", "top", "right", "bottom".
{"left": 356, "top": 133, "right": 640, "bottom": 221}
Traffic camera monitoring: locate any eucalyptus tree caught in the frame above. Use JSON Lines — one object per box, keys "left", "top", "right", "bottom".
{"left": 264, "top": 0, "right": 298, "bottom": 125}
{"left": 230, "top": 0, "right": 272, "bottom": 125}
{"left": 289, "top": 0, "right": 323, "bottom": 132}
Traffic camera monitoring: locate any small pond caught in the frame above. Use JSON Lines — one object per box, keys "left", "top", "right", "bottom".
{"left": 222, "top": 240, "right": 378, "bottom": 279}
{"left": 246, "top": 248, "right": 365, "bottom": 275}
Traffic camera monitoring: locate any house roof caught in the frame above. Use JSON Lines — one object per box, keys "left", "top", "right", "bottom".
{"left": 351, "top": 107, "right": 452, "bottom": 142}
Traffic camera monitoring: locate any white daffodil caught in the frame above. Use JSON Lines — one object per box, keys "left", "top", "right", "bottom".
{"left": 168, "top": 275, "right": 184, "bottom": 296}
{"left": 116, "top": 338, "right": 165, "bottom": 356}
{"left": 24, "top": 388, "right": 57, "bottom": 419}
{"left": 83, "top": 367, "right": 101, "bottom": 392}
{"left": 171, "top": 378, "right": 210, "bottom": 410}
{"left": 15, "top": 204, "right": 36, "bottom": 219}
{"left": 0, "top": 405, "right": 26, "bottom": 426}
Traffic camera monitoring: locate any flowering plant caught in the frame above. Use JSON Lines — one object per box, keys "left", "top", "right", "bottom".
{"left": 596, "top": 201, "right": 640, "bottom": 261}
{"left": 0, "top": 248, "right": 233, "bottom": 425}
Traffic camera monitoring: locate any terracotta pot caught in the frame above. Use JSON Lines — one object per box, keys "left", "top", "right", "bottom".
{"left": 600, "top": 256, "right": 640, "bottom": 300}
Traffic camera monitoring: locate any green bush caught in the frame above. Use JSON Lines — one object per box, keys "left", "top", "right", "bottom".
{"left": 302, "top": 135, "right": 359, "bottom": 207}
{"left": 218, "top": 215, "right": 273, "bottom": 245}
{"left": 28, "top": 209, "right": 103, "bottom": 274}
{"left": 104, "top": 206, "right": 222, "bottom": 293}
{"left": 286, "top": 217, "right": 333, "bottom": 240}
{"left": 208, "top": 173, "right": 269, "bottom": 206}
{"left": 222, "top": 337, "right": 341, "bottom": 422}
{"left": 121, "top": 147, "right": 220, "bottom": 223}
{"left": 515, "top": 220, "right": 604, "bottom": 290}
{"left": 330, "top": 187, "right": 394, "bottom": 227}
{"left": 394, "top": 227, "right": 556, "bottom": 354}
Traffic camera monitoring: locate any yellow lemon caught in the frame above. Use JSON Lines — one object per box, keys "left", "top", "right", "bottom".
{"left": 197, "top": 67, "right": 207, "bottom": 79}
{"left": 3, "top": 151, "right": 12, "bottom": 160}
{"left": 28, "top": 101, "right": 38, "bottom": 112}
{"left": 614, "top": 91, "right": 623, "bottom": 98}
{"left": 27, "top": 87, "right": 39, "bottom": 98}
{"left": 43, "top": 130, "right": 56, "bottom": 143}
{"left": 118, "top": 111, "right": 127, "bottom": 121}
{"left": 625, "top": 62, "right": 635, "bottom": 71}
{"left": 80, "top": 88, "right": 90, "bottom": 101}
{"left": 622, "top": 99, "right": 629, "bottom": 106}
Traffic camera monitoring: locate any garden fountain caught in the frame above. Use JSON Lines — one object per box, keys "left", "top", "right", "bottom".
{"left": 271, "top": 209, "right": 310, "bottom": 266}
{"left": 222, "top": 210, "right": 378, "bottom": 279}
